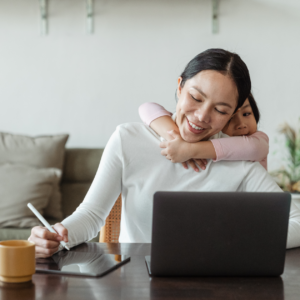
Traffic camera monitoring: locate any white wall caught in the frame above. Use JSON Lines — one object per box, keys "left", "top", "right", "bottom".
{"left": 0, "top": 0, "right": 299, "bottom": 171}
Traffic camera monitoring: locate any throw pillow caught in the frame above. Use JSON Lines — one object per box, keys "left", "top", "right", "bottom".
{"left": 0, "top": 131, "right": 69, "bottom": 220}
{"left": 0, "top": 164, "right": 61, "bottom": 228}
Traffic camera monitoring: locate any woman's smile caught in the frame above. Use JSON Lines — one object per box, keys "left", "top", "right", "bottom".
{"left": 186, "top": 118, "right": 207, "bottom": 134}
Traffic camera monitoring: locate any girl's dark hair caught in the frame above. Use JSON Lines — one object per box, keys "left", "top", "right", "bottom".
{"left": 248, "top": 92, "right": 260, "bottom": 124}
{"left": 180, "top": 48, "right": 251, "bottom": 113}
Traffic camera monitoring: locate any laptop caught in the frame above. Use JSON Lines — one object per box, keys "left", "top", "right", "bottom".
{"left": 145, "top": 192, "right": 291, "bottom": 277}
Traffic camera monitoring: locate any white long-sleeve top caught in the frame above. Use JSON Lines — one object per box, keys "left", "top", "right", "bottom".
{"left": 61, "top": 122, "right": 300, "bottom": 250}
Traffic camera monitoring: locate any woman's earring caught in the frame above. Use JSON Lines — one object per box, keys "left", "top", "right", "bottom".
{"left": 175, "top": 90, "right": 178, "bottom": 103}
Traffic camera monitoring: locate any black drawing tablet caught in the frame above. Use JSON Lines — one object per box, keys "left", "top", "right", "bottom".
{"left": 35, "top": 243, "right": 130, "bottom": 277}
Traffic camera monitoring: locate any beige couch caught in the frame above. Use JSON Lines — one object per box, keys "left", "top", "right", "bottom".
{"left": 0, "top": 148, "right": 103, "bottom": 242}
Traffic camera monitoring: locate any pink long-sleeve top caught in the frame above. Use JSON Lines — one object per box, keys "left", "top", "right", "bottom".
{"left": 138, "top": 102, "right": 269, "bottom": 170}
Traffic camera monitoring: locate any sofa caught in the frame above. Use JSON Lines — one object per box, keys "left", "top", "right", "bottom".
{"left": 0, "top": 148, "right": 103, "bottom": 243}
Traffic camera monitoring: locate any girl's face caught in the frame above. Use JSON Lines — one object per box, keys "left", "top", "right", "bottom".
{"left": 222, "top": 99, "right": 257, "bottom": 136}
{"left": 175, "top": 70, "right": 238, "bottom": 143}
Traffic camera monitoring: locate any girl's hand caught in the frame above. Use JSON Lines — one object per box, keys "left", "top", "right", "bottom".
{"left": 160, "top": 130, "right": 193, "bottom": 163}
{"left": 182, "top": 159, "right": 208, "bottom": 172}
{"left": 160, "top": 130, "right": 208, "bottom": 171}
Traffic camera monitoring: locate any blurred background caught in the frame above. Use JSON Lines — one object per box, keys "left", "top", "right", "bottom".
{"left": 0, "top": 0, "right": 299, "bottom": 172}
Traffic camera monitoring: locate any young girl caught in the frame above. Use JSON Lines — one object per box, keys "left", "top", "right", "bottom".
{"left": 138, "top": 93, "right": 269, "bottom": 172}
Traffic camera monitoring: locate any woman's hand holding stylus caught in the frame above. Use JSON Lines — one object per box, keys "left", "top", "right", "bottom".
{"left": 28, "top": 223, "right": 68, "bottom": 258}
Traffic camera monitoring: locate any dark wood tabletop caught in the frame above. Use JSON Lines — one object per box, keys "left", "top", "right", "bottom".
{"left": 1, "top": 243, "right": 300, "bottom": 300}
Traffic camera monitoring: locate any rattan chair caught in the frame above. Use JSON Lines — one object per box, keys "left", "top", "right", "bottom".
{"left": 99, "top": 194, "right": 122, "bottom": 243}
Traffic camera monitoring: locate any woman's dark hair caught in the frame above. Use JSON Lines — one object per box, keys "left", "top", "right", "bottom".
{"left": 248, "top": 92, "right": 260, "bottom": 124}
{"left": 179, "top": 48, "right": 251, "bottom": 113}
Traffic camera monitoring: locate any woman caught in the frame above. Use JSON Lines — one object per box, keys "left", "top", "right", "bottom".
{"left": 29, "top": 49, "right": 300, "bottom": 258}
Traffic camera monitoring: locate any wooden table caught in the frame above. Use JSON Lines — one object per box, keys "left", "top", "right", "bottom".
{"left": 1, "top": 243, "right": 300, "bottom": 300}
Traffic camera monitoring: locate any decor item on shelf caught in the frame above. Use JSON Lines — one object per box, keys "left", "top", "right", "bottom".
{"left": 271, "top": 121, "right": 300, "bottom": 193}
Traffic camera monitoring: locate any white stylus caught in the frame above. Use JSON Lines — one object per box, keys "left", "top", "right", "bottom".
{"left": 27, "top": 203, "right": 70, "bottom": 251}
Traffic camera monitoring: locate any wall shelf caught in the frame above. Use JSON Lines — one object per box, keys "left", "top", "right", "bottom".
{"left": 39, "top": 0, "right": 48, "bottom": 35}
{"left": 212, "top": 0, "right": 219, "bottom": 34}
{"left": 86, "top": 0, "right": 94, "bottom": 34}
{"left": 38, "top": 0, "right": 95, "bottom": 35}
{"left": 38, "top": 0, "right": 218, "bottom": 36}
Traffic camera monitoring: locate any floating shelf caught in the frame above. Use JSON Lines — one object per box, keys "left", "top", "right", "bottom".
{"left": 86, "top": 0, "right": 94, "bottom": 34}
{"left": 39, "top": 0, "right": 48, "bottom": 35}
{"left": 212, "top": 0, "right": 219, "bottom": 34}
{"left": 38, "top": 0, "right": 218, "bottom": 36}
{"left": 38, "top": 0, "right": 95, "bottom": 35}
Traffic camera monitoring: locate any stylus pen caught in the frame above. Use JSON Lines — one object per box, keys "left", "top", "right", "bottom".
{"left": 27, "top": 203, "right": 70, "bottom": 251}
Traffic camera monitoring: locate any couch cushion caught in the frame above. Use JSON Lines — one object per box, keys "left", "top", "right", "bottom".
{"left": 63, "top": 149, "right": 103, "bottom": 183}
{"left": 0, "top": 227, "right": 100, "bottom": 243}
{"left": 0, "top": 164, "right": 61, "bottom": 228}
{"left": 61, "top": 183, "right": 92, "bottom": 218}
{"left": 0, "top": 131, "right": 69, "bottom": 220}
{"left": 0, "top": 218, "right": 59, "bottom": 241}
{"left": 0, "top": 228, "right": 33, "bottom": 241}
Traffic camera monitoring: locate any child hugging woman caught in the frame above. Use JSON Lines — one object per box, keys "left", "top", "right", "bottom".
{"left": 139, "top": 93, "right": 269, "bottom": 172}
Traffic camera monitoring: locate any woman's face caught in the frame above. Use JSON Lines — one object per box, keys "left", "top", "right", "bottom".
{"left": 222, "top": 99, "right": 257, "bottom": 136}
{"left": 175, "top": 70, "right": 238, "bottom": 143}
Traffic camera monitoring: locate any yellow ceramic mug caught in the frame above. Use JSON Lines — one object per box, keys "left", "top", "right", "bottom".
{"left": 0, "top": 240, "right": 35, "bottom": 283}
